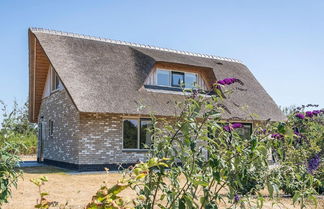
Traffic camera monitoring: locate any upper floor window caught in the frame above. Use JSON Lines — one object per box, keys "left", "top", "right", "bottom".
{"left": 51, "top": 68, "right": 60, "bottom": 91}
{"left": 156, "top": 69, "right": 197, "bottom": 89}
{"left": 156, "top": 70, "right": 170, "bottom": 86}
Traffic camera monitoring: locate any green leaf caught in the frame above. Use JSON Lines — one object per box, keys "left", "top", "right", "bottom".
{"left": 179, "top": 197, "right": 186, "bottom": 209}
{"left": 292, "top": 191, "right": 300, "bottom": 205}
{"left": 192, "top": 180, "right": 209, "bottom": 187}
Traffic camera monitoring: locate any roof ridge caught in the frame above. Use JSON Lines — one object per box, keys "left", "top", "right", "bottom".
{"left": 29, "top": 27, "right": 242, "bottom": 64}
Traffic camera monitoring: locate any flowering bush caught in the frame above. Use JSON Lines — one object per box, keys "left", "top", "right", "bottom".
{"left": 86, "top": 78, "right": 299, "bottom": 209}
{"left": 268, "top": 105, "right": 323, "bottom": 207}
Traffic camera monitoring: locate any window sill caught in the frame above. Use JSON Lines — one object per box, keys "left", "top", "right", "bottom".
{"left": 122, "top": 149, "right": 149, "bottom": 153}
{"left": 50, "top": 89, "right": 60, "bottom": 95}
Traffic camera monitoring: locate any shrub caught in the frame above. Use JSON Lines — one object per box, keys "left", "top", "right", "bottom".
{"left": 268, "top": 105, "right": 323, "bottom": 207}
{"left": 0, "top": 141, "right": 21, "bottom": 206}
{"left": 5, "top": 133, "right": 37, "bottom": 155}
{"left": 314, "top": 164, "right": 324, "bottom": 194}
{"left": 0, "top": 100, "right": 37, "bottom": 155}
{"left": 86, "top": 79, "right": 295, "bottom": 208}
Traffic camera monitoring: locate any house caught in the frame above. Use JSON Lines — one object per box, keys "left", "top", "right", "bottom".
{"left": 28, "top": 28, "right": 285, "bottom": 171}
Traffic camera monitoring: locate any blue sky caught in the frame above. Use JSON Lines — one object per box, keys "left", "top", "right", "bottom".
{"left": 0, "top": 0, "right": 323, "bottom": 113}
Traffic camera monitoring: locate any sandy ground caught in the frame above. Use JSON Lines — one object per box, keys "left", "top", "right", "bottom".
{"left": 2, "top": 166, "right": 324, "bottom": 209}
{"left": 19, "top": 155, "right": 37, "bottom": 161}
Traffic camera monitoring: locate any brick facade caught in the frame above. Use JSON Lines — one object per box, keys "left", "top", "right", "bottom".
{"left": 38, "top": 89, "right": 80, "bottom": 164}
{"left": 38, "top": 89, "right": 148, "bottom": 169}
{"left": 38, "top": 89, "right": 254, "bottom": 171}
{"left": 79, "top": 113, "right": 148, "bottom": 165}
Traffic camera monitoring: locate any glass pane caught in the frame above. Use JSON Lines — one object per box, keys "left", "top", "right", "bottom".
{"left": 123, "top": 119, "right": 138, "bottom": 149}
{"left": 172, "top": 72, "right": 184, "bottom": 87}
{"left": 236, "top": 124, "right": 252, "bottom": 139}
{"left": 140, "top": 119, "right": 152, "bottom": 149}
{"left": 55, "top": 74, "right": 60, "bottom": 89}
{"left": 51, "top": 70, "right": 56, "bottom": 90}
{"left": 185, "top": 73, "right": 197, "bottom": 88}
{"left": 157, "top": 70, "right": 170, "bottom": 86}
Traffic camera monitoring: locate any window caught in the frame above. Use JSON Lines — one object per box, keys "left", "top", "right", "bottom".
{"left": 236, "top": 123, "right": 252, "bottom": 139}
{"left": 171, "top": 72, "right": 184, "bottom": 87}
{"left": 155, "top": 69, "right": 198, "bottom": 89}
{"left": 140, "top": 119, "right": 153, "bottom": 149}
{"left": 123, "top": 118, "right": 153, "bottom": 149}
{"left": 48, "top": 120, "right": 54, "bottom": 136}
{"left": 51, "top": 68, "right": 60, "bottom": 91}
{"left": 185, "top": 73, "right": 197, "bottom": 88}
{"left": 157, "top": 69, "right": 170, "bottom": 86}
{"left": 209, "top": 123, "right": 252, "bottom": 139}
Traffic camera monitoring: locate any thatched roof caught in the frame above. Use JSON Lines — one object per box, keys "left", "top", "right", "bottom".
{"left": 28, "top": 28, "right": 286, "bottom": 122}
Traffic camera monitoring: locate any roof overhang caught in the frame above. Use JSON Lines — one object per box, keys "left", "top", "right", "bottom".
{"left": 28, "top": 29, "right": 51, "bottom": 123}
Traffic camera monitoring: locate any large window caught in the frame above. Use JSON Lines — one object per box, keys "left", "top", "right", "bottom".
{"left": 123, "top": 118, "right": 152, "bottom": 150}
{"left": 156, "top": 69, "right": 197, "bottom": 89}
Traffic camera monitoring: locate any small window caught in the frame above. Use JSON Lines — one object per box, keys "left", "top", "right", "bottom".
{"left": 123, "top": 118, "right": 152, "bottom": 149}
{"left": 157, "top": 69, "right": 170, "bottom": 86}
{"left": 172, "top": 72, "right": 184, "bottom": 87}
{"left": 51, "top": 68, "right": 60, "bottom": 91}
{"left": 48, "top": 120, "right": 54, "bottom": 136}
{"left": 236, "top": 123, "right": 252, "bottom": 139}
{"left": 185, "top": 73, "right": 197, "bottom": 89}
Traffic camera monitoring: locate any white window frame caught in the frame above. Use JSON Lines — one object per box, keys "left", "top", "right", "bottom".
{"left": 122, "top": 118, "right": 152, "bottom": 151}
{"left": 50, "top": 66, "right": 60, "bottom": 92}
{"left": 155, "top": 68, "right": 198, "bottom": 89}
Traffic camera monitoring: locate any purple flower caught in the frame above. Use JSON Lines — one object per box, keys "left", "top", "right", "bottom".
{"left": 307, "top": 154, "right": 320, "bottom": 174}
{"left": 312, "top": 110, "right": 321, "bottom": 116}
{"left": 223, "top": 123, "right": 243, "bottom": 132}
{"left": 223, "top": 125, "right": 231, "bottom": 132}
{"left": 216, "top": 78, "right": 239, "bottom": 87}
{"left": 232, "top": 123, "right": 243, "bottom": 128}
{"left": 256, "top": 129, "right": 268, "bottom": 135}
{"left": 306, "top": 111, "right": 313, "bottom": 118}
{"left": 295, "top": 113, "right": 305, "bottom": 119}
{"left": 271, "top": 133, "right": 284, "bottom": 140}
{"left": 223, "top": 78, "right": 237, "bottom": 85}
{"left": 217, "top": 80, "right": 226, "bottom": 85}
{"left": 234, "top": 194, "right": 240, "bottom": 203}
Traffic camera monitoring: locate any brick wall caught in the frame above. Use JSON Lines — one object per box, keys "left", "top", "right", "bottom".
{"left": 38, "top": 89, "right": 254, "bottom": 168}
{"left": 79, "top": 113, "right": 148, "bottom": 165}
{"left": 38, "top": 89, "right": 80, "bottom": 164}
{"left": 38, "top": 89, "right": 148, "bottom": 166}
